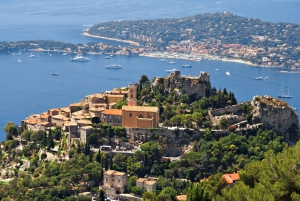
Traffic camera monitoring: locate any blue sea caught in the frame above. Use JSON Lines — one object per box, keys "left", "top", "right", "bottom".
{"left": 0, "top": 0, "right": 300, "bottom": 141}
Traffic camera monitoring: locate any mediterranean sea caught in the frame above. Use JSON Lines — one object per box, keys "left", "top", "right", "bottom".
{"left": 0, "top": 0, "right": 300, "bottom": 141}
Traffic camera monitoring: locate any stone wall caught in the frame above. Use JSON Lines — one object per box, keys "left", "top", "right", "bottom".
{"left": 125, "top": 128, "right": 230, "bottom": 156}
{"left": 210, "top": 104, "right": 242, "bottom": 116}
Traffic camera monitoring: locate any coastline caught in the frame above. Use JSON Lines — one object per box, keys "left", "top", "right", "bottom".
{"left": 138, "top": 51, "right": 259, "bottom": 67}
{"left": 82, "top": 32, "right": 140, "bottom": 46}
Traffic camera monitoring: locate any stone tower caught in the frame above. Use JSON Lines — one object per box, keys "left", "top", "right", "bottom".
{"left": 128, "top": 83, "right": 137, "bottom": 106}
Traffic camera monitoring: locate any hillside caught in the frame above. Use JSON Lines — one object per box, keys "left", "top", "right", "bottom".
{"left": 88, "top": 12, "right": 300, "bottom": 68}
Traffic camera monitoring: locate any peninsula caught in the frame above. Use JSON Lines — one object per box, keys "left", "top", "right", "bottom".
{"left": 1, "top": 12, "right": 300, "bottom": 69}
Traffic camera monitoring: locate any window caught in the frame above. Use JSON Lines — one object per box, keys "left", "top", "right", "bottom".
{"left": 106, "top": 179, "right": 108, "bottom": 182}
{"left": 112, "top": 179, "right": 115, "bottom": 181}
{"left": 130, "top": 113, "right": 132, "bottom": 117}
{"left": 118, "top": 180, "right": 121, "bottom": 183}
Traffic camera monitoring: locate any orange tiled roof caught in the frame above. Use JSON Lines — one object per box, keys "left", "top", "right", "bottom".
{"left": 136, "top": 178, "right": 147, "bottom": 183}
{"left": 122, "top": 106, "right": 159, "bottom": 112}
{"left": 40, "top": 113, "right": 49, "bottom": 119}
{"left": 176, "top": 195, "right": 187, "bottom": 201}
{"left": 102, "top": 109, "right": 122, "bottom": 116}
{"left": 222, "top": 173, "right": 240, "bottom": 184}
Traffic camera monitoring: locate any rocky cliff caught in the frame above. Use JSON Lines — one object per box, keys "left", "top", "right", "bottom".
{"left": 251, "top": 95, "right": 299, "bottom": 141}
{"left": 152, "top": 70, "right": 212, "bottom": 99}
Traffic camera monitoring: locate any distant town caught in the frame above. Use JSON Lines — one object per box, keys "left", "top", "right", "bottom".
{"left": 1, "top": 12, "right": 300, "bottom": 69}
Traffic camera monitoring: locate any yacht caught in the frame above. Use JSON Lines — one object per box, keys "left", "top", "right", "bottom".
{"left": 255, "top": 77, "right": 264, "bottom": 80}
{"left": 215, "top": 69, "right": 220, "bottom": 71}
{"left": 278, "top": 82, "right": 292, "bottom": 98}
{"left": 52, "top": 72, "right": 59, "bottom": 75}
{"left": 226, "top": 71, "right": 231, "bottom": 76}
{"left": 169, "top": 61, "right": 176, "bottom": 65}
{"left": 71, "top": 54, "right": 90, "bottom": 62}
{"left": 166, "top": 68, "right": 178, "bottom": 72}
{"left": 62, "top": 53, "right": 67, "bottom": 56}
{"left": 182, "top": 64, "right": 192, "bottom": 68}
{"left": 105, "top": 56, "right": 111, "bottom": 59}
{"left": 29, "top": 54, "right": 35, "bottom": 58}
{"left": 159, "top": 59, "right": 168, "bottom": 62}
{"left": 106, "top": 64, "right": 122, "bottom": 69}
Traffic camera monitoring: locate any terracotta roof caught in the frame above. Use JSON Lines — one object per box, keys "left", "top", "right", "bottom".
{"left": 122, "top": 106, "right": 159, "bottom": 112}
{"left": 136, "top": 178, "right": 147, "bottom": 183}
{"left": 70, "top": 103, "right": 82, "bottom": 107}
{"left": 24, "top": 118, "right": 39, "bottom": 124}
{"left": 76, "top": 120, "right": 92, "bottom": 125}
{"left": 105, "top": 170, "right": 125, "bottom": 176}
{"left": 145, "top": 180, "right": 157, "bottom": 185}
{"left": 89, "top": 107, "right": 105, "bottom": 112}
{"left": 102, "top": 109, "right": 122, "bottom": 116}
{"left": 52, "top": 115, "right": 69, "bottom": 121}
{"left": 176, "top": 195, "right": 187, "bottom": 201}
{"left": 80, "top": 126, "right": 93, "bottom": 130}
{"left": 106, "top": 94, "right": 124, "bottom": 98}
{"left": 40, "top": 113, "right": 49, "bottom": 119}
{"left": 222, "top": 173, "right": 240, "bottom": 184}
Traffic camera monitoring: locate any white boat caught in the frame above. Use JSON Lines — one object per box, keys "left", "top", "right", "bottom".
{"left": 159, "top": 59, "right": 168, "bottom": 62}
{"left": 166, "top": 68, "right": 178, "bottom": 72}
{"left": 18, "top": 60, "right": 21, "bottom": 62}
{"left": 255, "top": 77, "right": 264, "bottom": 80}
{"left": 278, "top": 82, "right": 292, "bottom": 98}
{"left": 226, "top": 71, "right": 231, "bottom": 76}
{"left": 292, "top": 107, "right": 297, "bottom": 111}
{"left": 110, "top": 54, "right": 113, "bottom": 57}
{"left": 52, "top": 72, "right": 59, "bottom": 75}
{"left": 169, "top": 61, "right": 176, "bottom": 65}
{"left": 71, "top": 54, "right": 90, "bottom": 62}
{"left": 62, "top": 53, "right": 67, "bottom": 56}
{"left": 182, "top": 64, "right": 192, "bottom": 68}
{"left": 29, "top": 54, "right": 35, "bottom": 58}
{"left": 106, "top": 64, "right": 122, "bottom": 69}
{"left": 105, "top": 56, "right": 111, "bottom": 59}
{"left": 215, "top": 69, "right": 219, "bottom": 71}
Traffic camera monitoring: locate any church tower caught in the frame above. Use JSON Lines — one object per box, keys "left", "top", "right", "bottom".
{"left": 128, "top": 83, "right": 137, "bottom": 106}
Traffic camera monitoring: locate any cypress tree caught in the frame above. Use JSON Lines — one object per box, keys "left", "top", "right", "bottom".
{"left": 96, "top": 149, "right": 102, "bottom": 163}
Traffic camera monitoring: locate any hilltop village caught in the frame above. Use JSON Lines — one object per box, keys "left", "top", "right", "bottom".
{"left": 1, "top": 70, "right": 299, "bottom": 200}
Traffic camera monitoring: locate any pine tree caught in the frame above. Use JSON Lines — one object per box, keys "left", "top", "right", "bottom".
{"left": 187, "top": 183, "right": 211, "bottom": 201}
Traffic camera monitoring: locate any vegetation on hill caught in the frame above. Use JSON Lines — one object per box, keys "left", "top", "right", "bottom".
{"left": 88, "top": 12, "right": 300, "bottom": 68}
{"left": 0, "top": 74, "right": 297, "bottom": 201}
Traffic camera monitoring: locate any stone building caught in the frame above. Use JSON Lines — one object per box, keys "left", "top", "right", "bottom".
{"left": 101, "top": 109, "right": 122, "bottom": 126}
{"left": 122, "top": 83, "right": 159, "bottom": 128}
{"left": 122, "top": 106, "right": 160, "bottom": 128}
{"left": 153, "top": 70, "right": 212, "bottom": 99}
{"left": 102, "top": 170, "right": 128, "bottom": 197}
{"left": 136, "top": 178, "right": 157, "bottom": 192}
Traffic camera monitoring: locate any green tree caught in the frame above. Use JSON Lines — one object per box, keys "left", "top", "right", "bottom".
{"left": 219, "top": 118, "right": 229, "bottom": 130}
{"left": 143, "top": 192, "right": 158, "bottom": 201}
{"left": 187, "top": 182, "right": 211, "bottom": 201}
{"left": 157, "top": 194, "right": 172, "bottom": 201}
{"left": 160, "top": 187, "right": 177, "bottom": 200}
{"left": 4, "top": 122, "right": 17, "bottom": 140}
